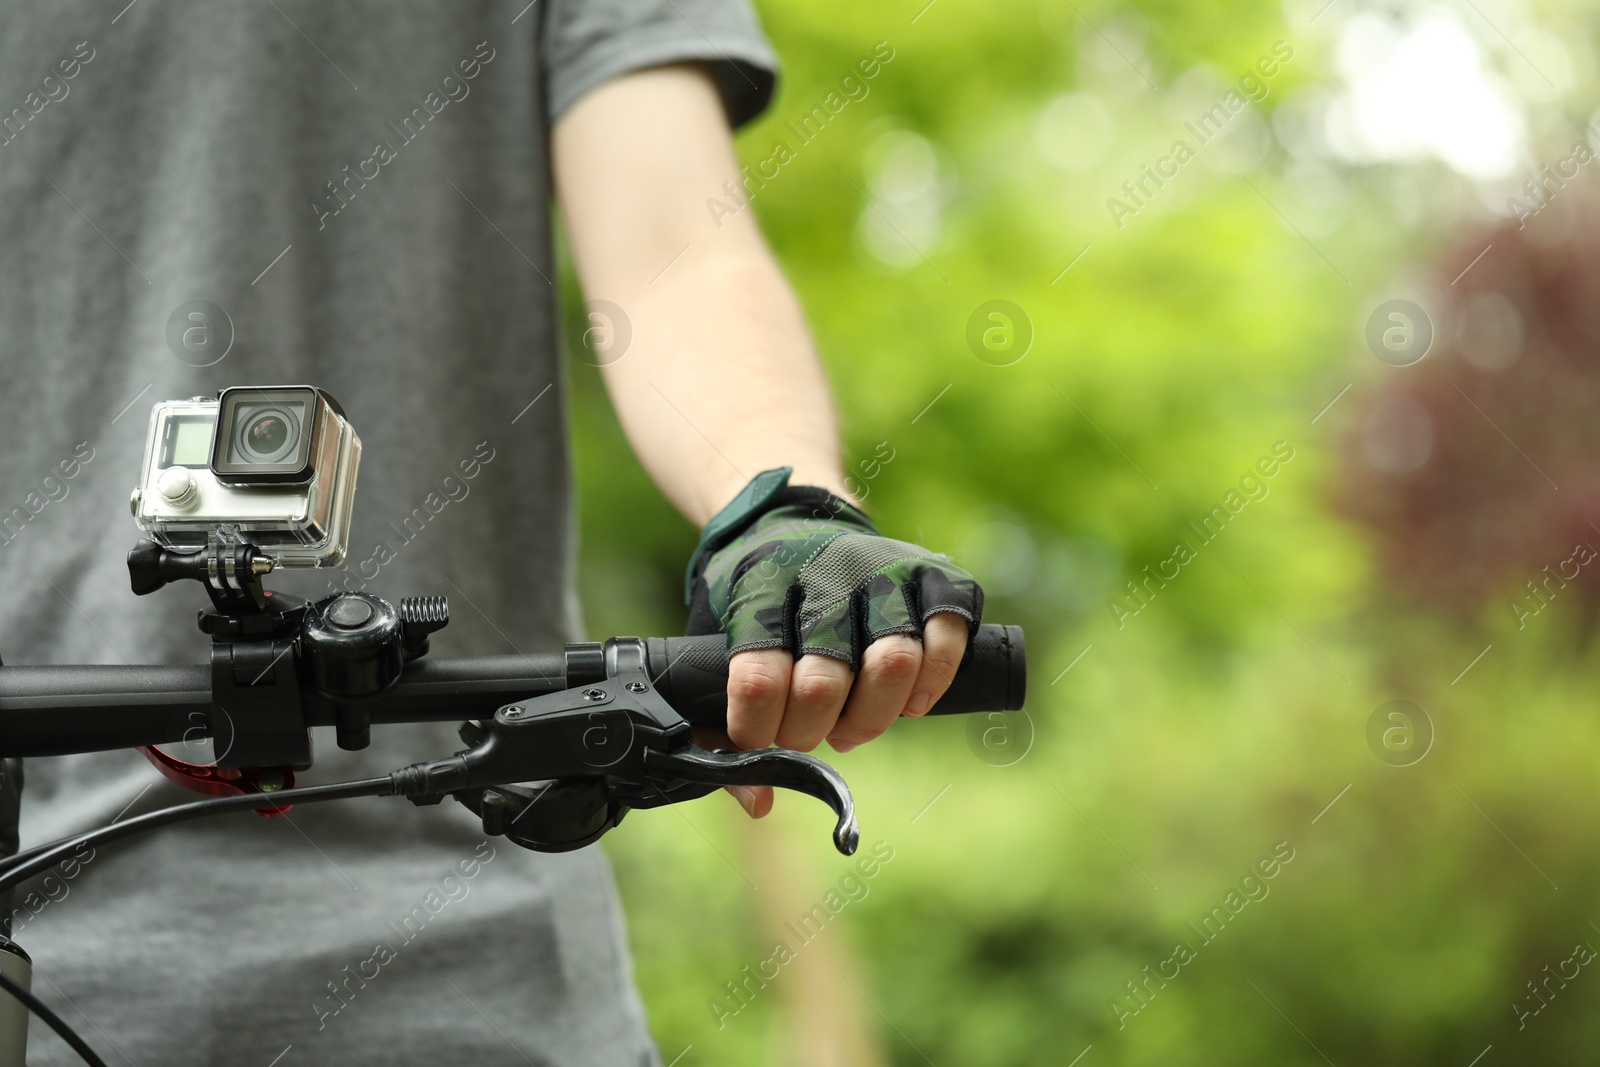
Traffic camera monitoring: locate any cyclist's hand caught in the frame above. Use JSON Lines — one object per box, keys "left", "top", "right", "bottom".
{"left": 684, "top": 468, "right": 983, "bottom": 816}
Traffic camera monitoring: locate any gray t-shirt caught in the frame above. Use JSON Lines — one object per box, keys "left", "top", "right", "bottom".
{"left": 0, "top": 2, "right": 774, "bottom": 1064}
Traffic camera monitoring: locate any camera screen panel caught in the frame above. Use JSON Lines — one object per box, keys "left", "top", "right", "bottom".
{"left": 159, "top": 415, "right": 215, "bottom": 469}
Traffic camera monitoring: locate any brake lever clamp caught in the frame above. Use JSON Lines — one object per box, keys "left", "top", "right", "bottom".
{"left": 388, "top": 637, "right": 861, "bottom": 855}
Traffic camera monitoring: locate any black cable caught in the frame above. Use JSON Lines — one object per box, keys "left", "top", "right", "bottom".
{"left": 0, "top": 776, "right": 395, "bottom": 894}
{"left": 0, "top": 968, "right": 109, "bottom": 1067}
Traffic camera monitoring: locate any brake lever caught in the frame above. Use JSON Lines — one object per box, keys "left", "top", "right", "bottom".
{"left": 390, "top": 637, "right": 862, "bottom": 856}
{"left": 640, "top": 745, "right": 859, "bottom": 855}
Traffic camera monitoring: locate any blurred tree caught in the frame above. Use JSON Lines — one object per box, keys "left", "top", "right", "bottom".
{"left": 1336, "top": 193, "right": 1600, "bottom": 634}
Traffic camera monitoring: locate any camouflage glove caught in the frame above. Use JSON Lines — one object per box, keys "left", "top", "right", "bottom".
{"left": 684, "top": 467, "right": 984, "bottom": 668}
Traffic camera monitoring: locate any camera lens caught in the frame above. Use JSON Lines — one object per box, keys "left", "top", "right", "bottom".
{"left": 246, "top": 412, "right": 290, "bottom": 455}
{"left": 233, "top": 403, "right": 300, "bottom": 464}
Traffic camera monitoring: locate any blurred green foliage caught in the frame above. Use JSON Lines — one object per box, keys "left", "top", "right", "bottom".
{"left": 562, "top": 0, "right": 1600, "bottom": 1063}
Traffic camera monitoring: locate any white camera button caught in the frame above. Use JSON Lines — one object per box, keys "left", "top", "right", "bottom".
{"left": 157, "top": 466, "right": 199, "bottom": 507}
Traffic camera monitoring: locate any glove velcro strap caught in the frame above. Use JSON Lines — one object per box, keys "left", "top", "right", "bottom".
{"left": 682, "top": 467, "right": 876, "bottom": 604}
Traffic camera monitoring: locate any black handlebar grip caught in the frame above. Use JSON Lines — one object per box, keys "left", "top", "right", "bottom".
{"left": 646, "top": 624, "right": 1026, "bottom": 727}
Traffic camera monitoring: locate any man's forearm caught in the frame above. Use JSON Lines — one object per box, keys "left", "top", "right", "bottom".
{"left": 597, "top": 242, "right": 851, "bottom": 525}
{"left": 553, "top": 64, "right": 850, "bottom": 526}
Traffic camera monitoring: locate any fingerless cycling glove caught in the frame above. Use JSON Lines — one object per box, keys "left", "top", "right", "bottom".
{"left": 684, "top": 467, "right": 983, "bottom": 668}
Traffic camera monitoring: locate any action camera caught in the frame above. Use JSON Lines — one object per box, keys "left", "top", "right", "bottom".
{"left": 129, "top": 386, "right": 361, "bottom": 566}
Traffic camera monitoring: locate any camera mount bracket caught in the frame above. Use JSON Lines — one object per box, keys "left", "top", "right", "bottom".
{"left": 127, "top": 536, "right": 282, "bottom": 624}
{"left": 123, "top": 536, "right": 449, "bottom": 805}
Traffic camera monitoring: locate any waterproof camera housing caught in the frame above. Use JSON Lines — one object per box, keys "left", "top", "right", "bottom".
{"left": 130, "top": 386, "right": 361, "bottom": 566}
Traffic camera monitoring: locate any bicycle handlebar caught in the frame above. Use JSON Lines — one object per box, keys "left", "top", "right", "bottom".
{"left": 644, "top": 625, "right": 1026, "bottom": 726}
{"left": 0, "top": 624, "right": 1026, "bottom": 759}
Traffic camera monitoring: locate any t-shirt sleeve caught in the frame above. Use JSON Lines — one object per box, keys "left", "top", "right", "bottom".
{"left": 542, "top": 0, "right": 778, "bottom": 129}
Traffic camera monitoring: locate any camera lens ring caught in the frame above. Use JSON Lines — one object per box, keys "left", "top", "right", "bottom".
{"left": 234, "top": 404, "right": 300, "bottom": 465}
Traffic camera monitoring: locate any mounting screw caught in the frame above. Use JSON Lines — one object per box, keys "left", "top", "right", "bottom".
{"left": 502, "top": 705, "right": 526, "bottom": 719}
{"left": 583, "top": 688, "right": 606, "bottom": 701}
{"left": 625, "top": 681, "right": 648, "bottom": 694}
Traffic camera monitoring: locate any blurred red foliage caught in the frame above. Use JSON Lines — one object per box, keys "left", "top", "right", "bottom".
{"left": 1335, "top": 196, "right": 1600, "bottom": 631}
